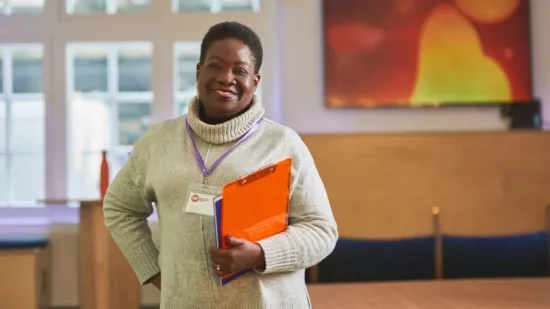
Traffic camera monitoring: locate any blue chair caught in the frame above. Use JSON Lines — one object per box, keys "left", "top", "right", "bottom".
{"left": 305, "top": 266, "right": 315, "bottom": 283}
{"left": 317, "top": 236, "right": 436, "bottom": 283}
{"left": 442, "top": 232, "right": 550, "bottom": 278}
{"left": 0, "top": 236, "right": 49, "bottom": 250}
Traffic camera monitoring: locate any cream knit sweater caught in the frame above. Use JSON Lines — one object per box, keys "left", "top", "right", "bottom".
{"left": 103, "top": 96, "right": 338, "bottom": 309}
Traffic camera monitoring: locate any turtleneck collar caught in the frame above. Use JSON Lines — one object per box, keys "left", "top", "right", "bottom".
{"left": 186, "top": 95, "right": 265, "bottom": 145}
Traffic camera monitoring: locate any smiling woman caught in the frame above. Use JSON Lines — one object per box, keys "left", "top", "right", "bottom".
{"left": 103, "top": 21, "right": 338, "bottom": 309}
{"left": 196, "top": 22, "right": 262, "bottom": 122}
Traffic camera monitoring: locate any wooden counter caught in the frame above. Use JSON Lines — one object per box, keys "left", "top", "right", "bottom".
{"left": 79, "top": 200, "right": 141, "bottom": 309}
{"left": 0, "top": 238, "right": 50, "bottom": 309}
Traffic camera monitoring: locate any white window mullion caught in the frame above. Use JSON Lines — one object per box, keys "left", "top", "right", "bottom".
{"left": 64, "top": 43, "right": 75, "bottom": 200}
{"left": 4, "top": 48, "right": 12, "bottom": 204}
{"left": 211, "top": 0, "right": 221, "bottom": 13}
{"left": 65, "top": 0, "right": 75, "bottom": 14}
{"left": 80, "top": 92, "right": 112, "bottom": 101}
{"left": 65, "top": 46, "right": 75, "bottom": 104}
{"left": 3, "top": 113, "right": 9, "bottom": 201}
{"left": 152, "top": 37, "right": 174, "bottom": 122}
{"left": 1, "top": 47, "right": 7, "bottom": 132}
{"left": 46, "top": 39, "right": 67, "bottom": 201}
{"left": 110, "top": 99, "right": 118, "bottom": 152}
{"left": 251, "top": 0, "right": 260, "bottom": 12}
{"left": 108, "top": 46, "right": 118, "bottom": 96}
{"left": 3, "top": 0, "right": 11, "bottom": 15}
{"left": 109, "top": 46, "right": 119, "bottom": 151}
{"left": 172, "top": 43, "right": 180, "bottom": 116}
{"left": 171, "top": 0, "right": 179, "bottom": 13}
{"left": 116, "top": 92, "right": 153, "bottom": 102}
{"left": 106, "top": 0, "right": 117, "bottom": 14}
{"left": 4, "top": 47, "right": 12, "bottom": 98}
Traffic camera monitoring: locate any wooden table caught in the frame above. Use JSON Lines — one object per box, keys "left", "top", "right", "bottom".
{"left": 307, "top": 278, "right": 550, "bottom": 309}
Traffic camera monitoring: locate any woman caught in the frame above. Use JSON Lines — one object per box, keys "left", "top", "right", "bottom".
{"left": 104, "top": 21, "right": 338, "bottom": 308}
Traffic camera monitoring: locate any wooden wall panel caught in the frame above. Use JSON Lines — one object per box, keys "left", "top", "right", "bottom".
{"left": 301, "top": 131, "right": 550, "bottom": 238}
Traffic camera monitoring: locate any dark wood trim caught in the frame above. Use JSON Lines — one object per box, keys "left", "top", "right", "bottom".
{"left": 309, "top": 265, "right": 319, "bottom": 284}
{"left": 432, "top": 206, "right": 443, "bottom": 279}
{"left": 546, "top": 204, "right": 550, "bottom": 276}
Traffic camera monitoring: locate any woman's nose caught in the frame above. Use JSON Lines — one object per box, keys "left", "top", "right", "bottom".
{"left": 216, "top": 70, "right": 235, "bottom": 84}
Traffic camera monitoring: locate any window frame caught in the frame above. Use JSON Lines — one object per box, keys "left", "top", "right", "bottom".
{"left": 172, "top": 0, "right": 261, "bottom": 14}
{"left": 1, "top": 0, "right": 45, "bottom": 15}
{"left": 0, "top": 0, "right": 279, "bottom": 215}
{"left": 66, "top": 41, "right": 154, "bottom": 200}
{"left": 62, "top": 0, "right": 159, "bottom": 19}
{"left": 0, "top": 40, "right": 50, "bottom": 207}
{"left": 174, "top": 41, "right": 201, "bottom": 115}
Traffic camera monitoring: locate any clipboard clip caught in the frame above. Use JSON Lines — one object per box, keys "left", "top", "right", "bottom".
{"left": 238, "top": 165, "right": 277, "bottom": 186}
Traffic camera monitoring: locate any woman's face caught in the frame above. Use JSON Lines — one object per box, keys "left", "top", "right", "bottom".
{"left": 196, "top": 38, "right": 260, "bottom": 121}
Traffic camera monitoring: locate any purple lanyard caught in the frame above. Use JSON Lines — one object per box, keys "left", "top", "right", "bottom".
{"left": 185, "top": 117, "right": 263, "bottom": 178}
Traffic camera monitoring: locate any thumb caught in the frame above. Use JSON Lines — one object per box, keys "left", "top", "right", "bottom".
{"left": 226, "top": 235, "right": 245, "bottom": 246}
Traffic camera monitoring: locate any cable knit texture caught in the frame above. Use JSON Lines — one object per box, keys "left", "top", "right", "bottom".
{"left": 103, "top": 96, "right": 338, "bottom": 309}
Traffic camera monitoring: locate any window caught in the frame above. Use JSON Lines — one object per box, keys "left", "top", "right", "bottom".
{"left": 174, "top": 0, "right": 210, "bottom": 12}
{"left": 0, "top": 0, "right": 272, "bottom": 210}
{"left": 220, "top": 0, "right": 258, "bottom": 11}
{"left": 67, "top": 0, "right": 150, "bottom": 14}
{"left": 67, "top": 42, "right": 152, "bottom": 200}
{"left": 174, "top": 42, "right": 200, "bottom": 115}
{"left": 1, "top": 0, "right": 44, "bottom": 14}
{"left": 0, "top": 44, "right": 45, "bottom": 205}
{"left": 173, "top": 0, "right": 259, "bottom": 13}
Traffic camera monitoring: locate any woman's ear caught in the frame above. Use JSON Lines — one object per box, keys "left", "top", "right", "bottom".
{"left": 196, "top": 63, "right": 201, "bottom": 81}
{"left": 253, "top": 73, "right": 261, "bottom": 88}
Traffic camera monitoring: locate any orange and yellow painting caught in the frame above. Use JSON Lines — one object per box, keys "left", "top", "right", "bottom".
{"left": 323, "top": 0, "right": 532, "bottom": 107}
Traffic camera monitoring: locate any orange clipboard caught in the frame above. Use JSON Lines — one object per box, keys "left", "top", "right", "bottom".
{"left": 219, "top": 157, "right": 292, "bottom": 250}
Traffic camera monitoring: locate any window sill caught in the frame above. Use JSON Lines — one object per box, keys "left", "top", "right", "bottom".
{"left": 0, "top": 205, "right": 158, "bottom": 237}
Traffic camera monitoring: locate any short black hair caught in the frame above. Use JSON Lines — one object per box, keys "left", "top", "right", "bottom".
{"left": 199, "top": 21, "right": 263, "bottom": 74}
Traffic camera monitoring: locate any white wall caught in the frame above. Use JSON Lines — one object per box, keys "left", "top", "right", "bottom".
{"left": 277, "top": 0, "right": 550, "bottom": 133}
{"left": 4, "top": 0, "right": 550, "bottom": 307}
{"left": 529, "top": 0, "right": 550, "bottom": 127}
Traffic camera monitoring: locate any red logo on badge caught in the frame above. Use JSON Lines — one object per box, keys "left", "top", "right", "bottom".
{"left": 191, "top": 194, "right": 199, "bottom": 202}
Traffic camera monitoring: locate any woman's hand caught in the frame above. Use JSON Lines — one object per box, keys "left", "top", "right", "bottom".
{"left": 209, "top": 235, "right": 266, "bottom": 277}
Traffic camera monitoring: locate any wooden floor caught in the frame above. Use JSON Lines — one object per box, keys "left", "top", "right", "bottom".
{"left": 52, "top": 278, "right": 550, "bottom": 308}
{"left": 307, "top": 278, "right": 550, "bottom": 309}
{"left": 53, "top": 307, "right": 157, "bottom": 309}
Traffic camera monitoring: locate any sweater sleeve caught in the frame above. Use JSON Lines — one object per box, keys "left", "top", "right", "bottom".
{"left": 256, "top": 135, "right": 338, "bottom": 274}
{"left": 103, "top": 140, "right": 160, "bottom": 285}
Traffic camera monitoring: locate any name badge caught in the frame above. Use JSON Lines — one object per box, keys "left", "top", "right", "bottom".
{"left": 184, "top": 183, "right": 221, "bottom": 216}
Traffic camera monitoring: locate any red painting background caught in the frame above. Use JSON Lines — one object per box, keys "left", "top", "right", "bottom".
{"left": 323, "top": 0, "right": 533, "bottom": 107}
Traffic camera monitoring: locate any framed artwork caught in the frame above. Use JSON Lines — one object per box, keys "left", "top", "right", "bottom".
{"left": 323, "top": 0, "right": 533, "bottom": 108}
